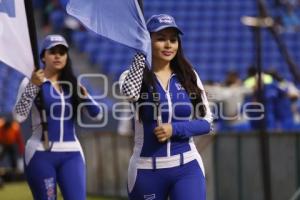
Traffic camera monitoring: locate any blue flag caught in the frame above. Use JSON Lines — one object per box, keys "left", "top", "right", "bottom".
{"left": 0, "top": 0, "right": 16, "bottom": 17}
{"left": 66, "top": 0, "right": 152, "bottom": 67}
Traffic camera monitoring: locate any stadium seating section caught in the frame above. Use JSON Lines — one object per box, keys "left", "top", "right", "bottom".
{"left": 1, "top": 0, "right": 300, "bottom": 114}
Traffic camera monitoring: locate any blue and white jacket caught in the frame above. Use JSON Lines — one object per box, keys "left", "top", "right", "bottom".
{"left": 13, "top": 78, "right": 103, "bottom": 165}
{"left": 119, "top": 54, "right": 213, "bottom": 191}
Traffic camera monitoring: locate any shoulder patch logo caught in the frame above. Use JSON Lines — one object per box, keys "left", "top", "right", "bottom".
{"left": 175, "top": 83, "right": 185, "bottom": 90}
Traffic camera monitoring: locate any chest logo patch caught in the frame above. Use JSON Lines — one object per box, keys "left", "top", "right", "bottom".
{"left": 175, "top": 83, "right": 185, "bottom": 91}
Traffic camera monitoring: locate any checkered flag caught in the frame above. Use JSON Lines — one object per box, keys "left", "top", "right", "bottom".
{"left": 121, "top": 53, "right": 146, "bottom": 101}
{"left": 14, "top": 82, "right": 40, "bottom": 118}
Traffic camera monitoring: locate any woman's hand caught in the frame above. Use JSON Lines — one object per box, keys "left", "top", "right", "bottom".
{"left": 30, "top": 69, "right": 45, "bottom": 86}
{"left": 79, "top": 85, "right": 88, "bottom": 98}
{"left": 154, "top": 123, "right": 173, "bottom": 143}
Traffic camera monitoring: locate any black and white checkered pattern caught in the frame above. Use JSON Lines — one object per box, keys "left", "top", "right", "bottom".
{"left": 14, "top": 82, "right": 40, "bottom": 117}
{"left": 121, "top": 53, "right": 146, "bottom": 101}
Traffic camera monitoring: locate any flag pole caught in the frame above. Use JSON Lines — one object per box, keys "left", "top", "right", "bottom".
{"left": 24, "top": 0, "right": 39, "bottom": 66}
{"left": 24, "top": 0, "right": 50, "bottom": 150}
{"left": 137, "top": 0, "right": 144, "bottom": 14}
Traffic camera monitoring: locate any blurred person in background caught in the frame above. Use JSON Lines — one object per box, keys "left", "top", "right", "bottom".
{"left": 120, "top": 14, "right": 213, "bottom": 200}
{"left": 266, "top": 69, "right": 300, "bottom": 131}
{"left": 13, "top": 34, "right": 103, "bottom": 200}
{"left": 0, "top": 114, "right": 24, "bottom": 187}
{"left": 0, "top": 115, "right": 24, "bottom": 171}
{"left": 243, "top": 66, "right": 278, "bottom": 131}
{"left": 217, "top": 71, "right": 252, "bottom": 132}
{"left": 242, "top": 66, "right": 300, "bottom": 132}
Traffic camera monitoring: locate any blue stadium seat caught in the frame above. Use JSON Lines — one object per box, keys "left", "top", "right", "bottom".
{"left": 49, "top": 9, "right": 65, "bottom": 32}
{"left": 83, "top": 41, "right": 102, "bottom": 64}
{"left": 71, "top": 31, "right": 89, "bottom": 52}
{"left": 55, "top": 0, "right": 300, "bottom": 84}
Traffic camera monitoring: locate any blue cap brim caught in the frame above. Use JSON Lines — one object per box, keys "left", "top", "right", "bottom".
{"left": 45, "top": 42, "right": 69, "bottom": 50}
{"left": 149, "top": 25, "right": 183, "bottom": 35}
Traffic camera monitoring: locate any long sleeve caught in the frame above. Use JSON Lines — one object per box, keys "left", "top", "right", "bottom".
{"left": 172, "top": 119, "right": 211, "bottom": 139}
{"left": 172, "top": 70, "right": 214, "bottom": 139}
{"left": 119, "top": 53, "right": 146, "bottom": 102}
{"left": 82, "top": 94, "right": 103, "bottom": 120}
{"left": 13, "top": 78, "right": 40, "bottom": 123}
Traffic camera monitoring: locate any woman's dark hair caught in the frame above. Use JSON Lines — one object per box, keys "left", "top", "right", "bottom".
{"left": 58, "top": 55, "right": 83, "bottom": 118}
{"left": 139, "top": 35, "right": 206, "bottom": 120}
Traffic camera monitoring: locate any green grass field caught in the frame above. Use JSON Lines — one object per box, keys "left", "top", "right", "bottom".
{"left": 0, "top": 181, "right": 125, "bottom": 200}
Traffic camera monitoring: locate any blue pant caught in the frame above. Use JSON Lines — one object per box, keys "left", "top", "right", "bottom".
{"left": 129, "top": 160, "right": 206, "bottom": 200}
{"left": 25, "top": 151, "right": 85, "bottom": 200}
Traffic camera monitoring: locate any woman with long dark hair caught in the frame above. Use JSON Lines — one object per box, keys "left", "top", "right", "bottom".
{"left": 120, "top": 14, "right": 213, "bottom": 200}
{"left": 13, "top": 35, "right": 102, "bottom": 200}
